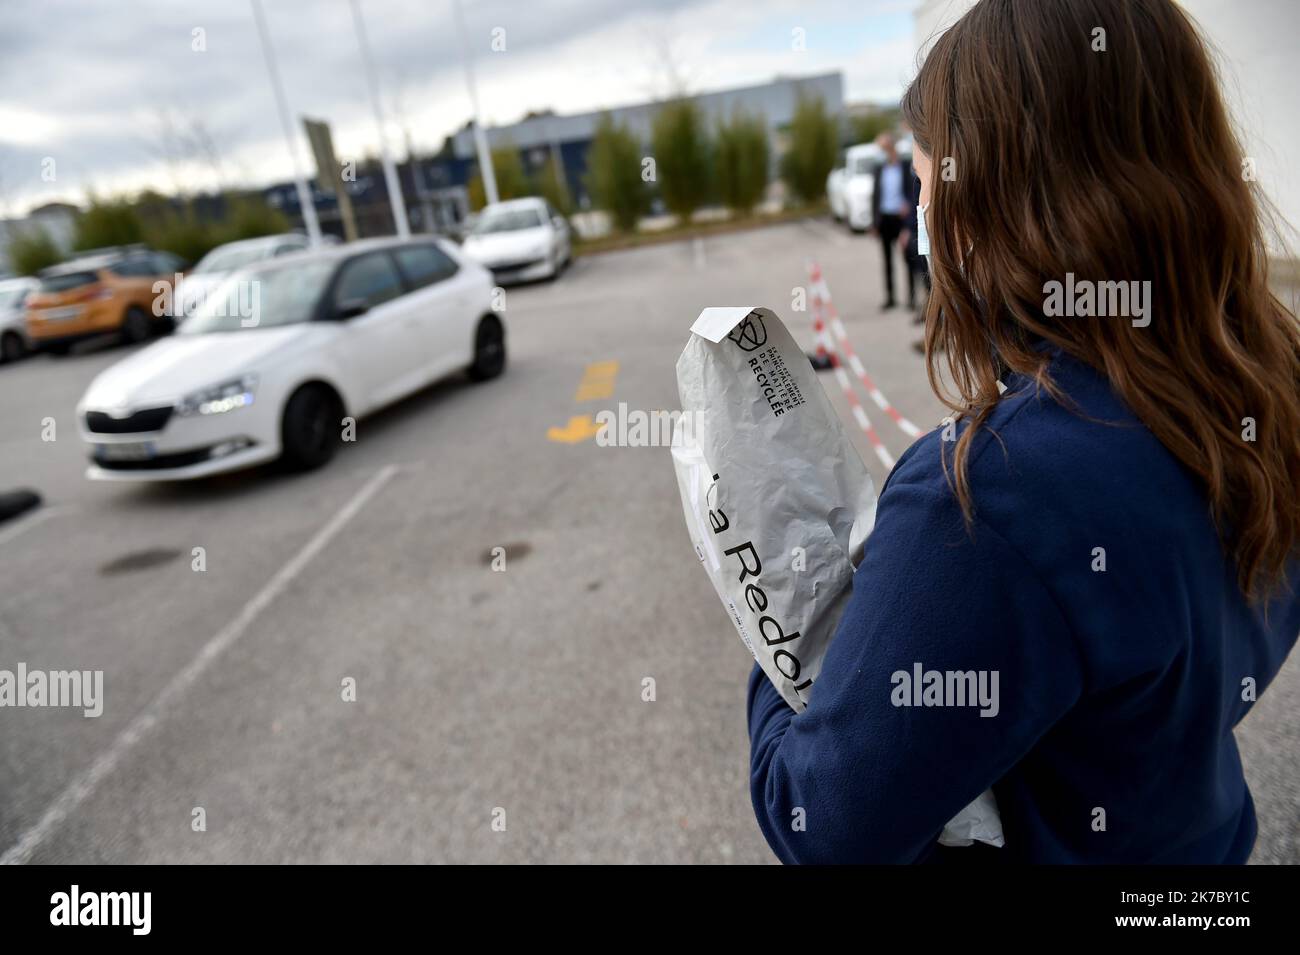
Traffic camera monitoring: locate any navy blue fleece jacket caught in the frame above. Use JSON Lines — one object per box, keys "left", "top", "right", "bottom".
{"left": 747, "top": 347, "right": 1300, "bottom": 864}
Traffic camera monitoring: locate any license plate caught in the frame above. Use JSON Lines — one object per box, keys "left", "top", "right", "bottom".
{"left": 95, "top": 442, "right": 155, "bottom": 461}
{"left": 43, "top": 305, "right": 84, "bottom": 322}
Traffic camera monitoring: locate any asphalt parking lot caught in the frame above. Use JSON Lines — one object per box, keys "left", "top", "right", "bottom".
{"left": 0, "top": 219, "right": 1296, "bottom": 863}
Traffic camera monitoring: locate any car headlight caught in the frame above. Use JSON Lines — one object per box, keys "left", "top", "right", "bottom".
{"left": 175, "top": 375, "right": 257, "bottom": 417}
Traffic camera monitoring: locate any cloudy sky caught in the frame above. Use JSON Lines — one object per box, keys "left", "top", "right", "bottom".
{"left": 0, "top": 0, "right": 920, "bottom": 216}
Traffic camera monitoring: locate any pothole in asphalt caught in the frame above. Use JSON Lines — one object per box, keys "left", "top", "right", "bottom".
{"left": 99, "top": 548, "right": 183, "bottom": 575}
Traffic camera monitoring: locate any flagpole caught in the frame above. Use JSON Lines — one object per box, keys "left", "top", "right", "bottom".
{"left": 349, "top": 0, "right": 411, "bottom": 237}
{"left": 250, "top": 0, "right": 323, "bottom": 245}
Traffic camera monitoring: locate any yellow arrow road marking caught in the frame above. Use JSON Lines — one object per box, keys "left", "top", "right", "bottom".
{"left": 547, "top": 415, "right": 603, "bottom": 444}
{"left": 552, "top": 360, "right": 619, "bottom": 443}
{"left": 552, "top": 360, "right": 618, "bottom": 443}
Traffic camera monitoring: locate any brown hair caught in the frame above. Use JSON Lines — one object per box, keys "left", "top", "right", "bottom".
{"left": 901, "top": 0, "right": 1300, "bottom": 600}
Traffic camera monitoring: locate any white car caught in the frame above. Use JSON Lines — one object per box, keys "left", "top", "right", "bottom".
{"left": 827, "top": 139, "right": 913, "bottom": 232}
{"left": 177, "top": 233, "right": 314, "bottom": 317}
{"left": 0, "top": 276, "right": 38, "bottom": 363}
{"left": 459, "top": 198, "right": 571, "bottom": 283}
{"left": 826, "top": 166, "right": 849, "bottom": 222}
{"left": 828, "top": 144, "right": 884, "bottom": 232}
{"left": 76, "top": 238, "right": 501, "bottom": 481}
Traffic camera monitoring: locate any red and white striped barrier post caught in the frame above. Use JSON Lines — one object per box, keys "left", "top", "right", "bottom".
{"left": 806, "top": 262, "right": 834, "bottom": 371}
{"left": 808, "top": 268, "right": 896, "bottom": 470}
{"left": 809, "top": 264, "right": 925, "bottom": 440}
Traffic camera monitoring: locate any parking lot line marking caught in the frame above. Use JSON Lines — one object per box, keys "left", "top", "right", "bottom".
{"left": 0, "top": 505, "right": 70, "bottom": 548}
{"left": 801, "top": 217, "right": 849, "bottom": 247}
{"left": 574, "top": 360, "right": 619, "bottom": 401}
{"left": 575, "top": 383, "right": 614, "bottom": 401}
{"left": 0, "top": 464, "right": 398, "bottom": 866}
{"left": 551, "top": 359, "right": 618, "bottom": 442}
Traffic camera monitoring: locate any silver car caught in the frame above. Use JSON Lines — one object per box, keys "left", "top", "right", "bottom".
{"left": 178, "top": 233, "right": 316, "bottom": 317}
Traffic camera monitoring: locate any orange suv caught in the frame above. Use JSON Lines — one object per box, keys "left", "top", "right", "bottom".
{"left": 26, "top": 247, "right": 185, "bottom": 354}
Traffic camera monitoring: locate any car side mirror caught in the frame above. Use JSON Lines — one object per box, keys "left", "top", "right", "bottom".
{"left": 335, "top": 298, "right": 370, "bottom": 320}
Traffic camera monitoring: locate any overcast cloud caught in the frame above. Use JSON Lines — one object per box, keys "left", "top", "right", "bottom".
{"left": 0, "top": 0, "right": 918, "bottom": 214}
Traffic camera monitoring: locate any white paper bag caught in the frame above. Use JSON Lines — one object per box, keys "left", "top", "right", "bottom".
{"left": 672, "top": 306, "right": 1004, "bottom": 849}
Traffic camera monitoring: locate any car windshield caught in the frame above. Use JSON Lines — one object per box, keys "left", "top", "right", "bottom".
{"left": 473, "top": 208, "right": 544, "bottom": 234}
{"left": 0, "top": 285, "right": 30, "bottom": 309}
{"left": 851, "top": 156, "right": 877, "bottom": 175}
{"left": 38, "top": 270, "right": 99, "bottom": 293}
{"left": 179, "top": 261, "right": 334, "bottom": 334}
{"left": 193, "top": 243, "right": 276, "bottom": 274}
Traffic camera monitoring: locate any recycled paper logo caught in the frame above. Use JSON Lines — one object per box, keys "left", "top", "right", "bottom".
{"left": 728, "top": 312, "right": 767, "bottom": 352}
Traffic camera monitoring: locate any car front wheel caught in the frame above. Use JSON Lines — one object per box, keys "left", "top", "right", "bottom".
{"left": 0, "top": 331, "right": 25, "bottom": 363}
{"left": 280, "top": 385, "right": 341, "bottom": 471}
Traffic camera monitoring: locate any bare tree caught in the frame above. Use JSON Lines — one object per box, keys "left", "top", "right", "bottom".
{"left": 132, "top": 108, "right": 228, "bottom": 200}
{"left": 641, "top": 21, "right": 696, "bottom": 102}
{"left": 187, "top": 117, "right": 229, "bottom": 190}
{"left": 387, "top": 68, "right": 422, "bottom": 162}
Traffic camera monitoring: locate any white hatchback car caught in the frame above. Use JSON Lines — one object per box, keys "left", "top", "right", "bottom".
{"left": 76, "top": 237, "right": 501, "bottom": 480}
{"left": 459, "top": 197, "right": 571, "bottom": 283}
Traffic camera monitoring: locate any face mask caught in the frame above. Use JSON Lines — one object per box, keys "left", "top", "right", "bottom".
{"left": 916, "top": 203, "right": 931, "bottom": 259}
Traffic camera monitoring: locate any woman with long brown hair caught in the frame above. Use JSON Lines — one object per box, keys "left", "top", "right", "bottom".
{"left": 747, "top": 0, "right": 1300, "bottom": 863}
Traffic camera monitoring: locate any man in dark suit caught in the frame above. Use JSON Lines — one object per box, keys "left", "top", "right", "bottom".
{"left": 870, "top": 133, "right": 918, "bottom": 311}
